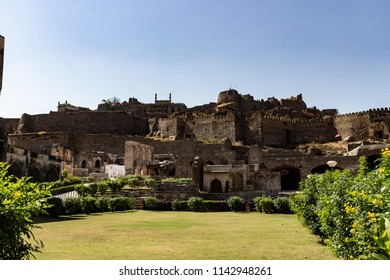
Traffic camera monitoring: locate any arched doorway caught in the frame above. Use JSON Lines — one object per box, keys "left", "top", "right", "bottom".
{"left": 28, "top": 166, "right": 41, "bottom": 183}
{"left": 311, "top": 164, "right": 343, "bottom": 174}
{"left": 46, "top": 167, "right": 60, "bottom": 182}
{"left": 272, "top": 166, "right": 301, "bottom": 191}
{"left": 210, "top": 178, "right": 222, "bottom": 193}
{"left": 7, "top": 162, "right": 23, "bottom": 178}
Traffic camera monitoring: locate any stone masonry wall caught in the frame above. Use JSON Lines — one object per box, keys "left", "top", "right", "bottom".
{"left": 16, "top": 111, "right": 149, "bottom": 136}
{"left": 334, "top": 113, "right": 371, "bottom": 141}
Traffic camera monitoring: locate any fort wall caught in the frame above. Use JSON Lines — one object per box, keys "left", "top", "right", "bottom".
{"left": 334, "top": 108, "right": 390, "bottom": 141}
{"left": 16, "top": 111, "right": 149, "bottom": 136}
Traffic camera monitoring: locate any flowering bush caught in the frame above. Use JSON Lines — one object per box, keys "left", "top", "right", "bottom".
{"left": 293, "top": 148, "right": 390, "bottom": 259}
{"left": 0, "top": 162, "right": 51, "bottom": 259}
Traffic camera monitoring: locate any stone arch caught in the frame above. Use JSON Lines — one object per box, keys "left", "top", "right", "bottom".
{"left": 81, "top": 160, "right": 87, "bottom": 168}
{"left": 94, "top": 159, "right": 101, "bottom": 168}
{"left": 46, "top": 167, "right": 60, "bottom": 182}
{"left": 271, "top": 166, "right": 301, "bottom": 191}
{"left": 28, "top": 165, "right": 42, "bottom": 183}
{"left": 210, "top": 178, "right": 223, "bottom": 193}
{"left": 7, "top": 162, "right": 23, "bottom": 178}
{"left": 311, "top": 164, "right": 343, "bottom": 174}
{"left": 205, "top": 160, "right": 215, "bottom": 165}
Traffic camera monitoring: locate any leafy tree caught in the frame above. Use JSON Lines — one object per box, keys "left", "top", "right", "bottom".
{"left": 0, "top": 162, "right": 51, "bottom": 259}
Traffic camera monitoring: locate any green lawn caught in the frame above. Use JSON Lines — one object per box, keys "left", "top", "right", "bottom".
{"left": 33, "top": 211, "right": 337, "bottom": 260}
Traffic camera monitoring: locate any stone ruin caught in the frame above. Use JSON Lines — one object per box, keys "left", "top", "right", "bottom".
{"left": 1, "top": 88, "right": 390, "bottom": 200}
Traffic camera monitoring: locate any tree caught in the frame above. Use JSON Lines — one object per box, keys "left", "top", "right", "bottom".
{"left": 101, "top": 96, "right": 121, "bottom": 108}
{"left": 0, "top": 162, "right": 51, "bottom": 259}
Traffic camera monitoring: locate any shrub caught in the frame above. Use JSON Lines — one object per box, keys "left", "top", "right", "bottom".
{"left": 97, "top": 181, "right": 109, "bottom": 195}
{"left": 108, "top": 197, "right": 136, "bottom": 212}
{"left": 74, "top": 184, "right": 92, "bottom": 197}
{"left": 371, "top": 217, "right": 390, "bottom": 259}
{"left": 89, "top": 183, "right": 98, "bottom": 196}
{"left": 0, "top": 162, "right": 51, "bottom": 259}
{"left": 227, "top": 196, "right": 245, "bottom": 212}
{"left": 143, "top": 196, "right": 158, "bottom": 210}
{"left": 172, "top": 199, "right": 189, "bottom": 211}
{"left": 290, "top": 175, "right": 325, "bottom": 237}
{"left": 46, "top": 197, "right": 63, "bottom": 218}
{"left": 154, "top": 200, "right": 172, "bottom": 211}
{"left": 95, "top": 196, "right": 110, "bottom": 212}
{"left": 187, "top": 197, "right": 204, "bottom": 212}
{"left": 108, "top": 180, "right": 122, "bottom": 192}
{"left": 127, "top": 178, "right": 139, "bottom": 188}
{"left": 254, "top": 195, "right": 274, "bottom": 214}
{"left": 162, "top": 177, "right": 192, "bottom": 183}
{"left": 144, "top": 178, "right": 156, "bottom": 188}
{"left": 203, "top": 200, "right": 230, "bottom": 212}
{"left": 293, "top": 149, "right": 390, "bottom": 259}
{"left": 49, "top": 185, "right": 76, "bottom": 196}
{"left": 62, "top": 197, "right": 82, "bottom": 216}
{"left": 274, "top": 197, "right": 292, "bottom": 214}
{"left": 80, "top": 196, "right": 96, "bottom": 214}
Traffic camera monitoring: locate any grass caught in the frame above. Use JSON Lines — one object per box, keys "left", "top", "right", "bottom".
{"left": 33, "top": 211, "right": 337, "bottom": 260}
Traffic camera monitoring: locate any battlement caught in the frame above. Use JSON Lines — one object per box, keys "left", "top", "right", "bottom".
{"left": 336, "top": 107, "right": 390, "bottom": 118}
{"left": 261, "top": 114, "right": 331, "bottom": 124}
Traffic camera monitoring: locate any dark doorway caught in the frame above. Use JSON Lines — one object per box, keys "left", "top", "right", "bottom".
{"left": 28, "top": 166, "right": 41, "bottom": 183}
{"left": 46, "top": 167, "right": 59, "bottom": 182}
{"left": 210, "top": 178, "right": 223, "bottom": 193}
{"left": 286, "top": 129, "right": 292, "bottom": 144}
{"left": 272, "top": 166, "right": 301, "bottom": 191}
{"left": 367, "top": 154, "right": 381, "bottom": 171}
{"left": 7, "top": 162, "right": 23, "bottom": 178}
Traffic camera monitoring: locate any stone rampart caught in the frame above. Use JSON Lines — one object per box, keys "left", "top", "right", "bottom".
{"left": 16, "top": 111, "right": 148, "bottom": 135}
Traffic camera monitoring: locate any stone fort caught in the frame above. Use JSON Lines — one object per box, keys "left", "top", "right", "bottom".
{"left": 1, "top": 86, "right": 389, "bottom": 199}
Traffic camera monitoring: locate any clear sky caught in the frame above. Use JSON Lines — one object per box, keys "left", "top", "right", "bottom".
{"left": 0, "top": 0, "right": 389, "bottom": 118}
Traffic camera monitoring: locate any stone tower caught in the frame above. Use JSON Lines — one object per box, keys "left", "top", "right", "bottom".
{"left": 0, "top": 35, "right": 4, "bottom": 94}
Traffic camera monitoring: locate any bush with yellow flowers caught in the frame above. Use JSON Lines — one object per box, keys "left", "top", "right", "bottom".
{"left": 292, "top": 148, "right": 390, "bottom": 259}
{"left": 0, "top": 162, "right": 51, "bottom": 259}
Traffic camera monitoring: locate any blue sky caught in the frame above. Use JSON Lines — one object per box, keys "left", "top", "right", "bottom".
{"left": 0, "top": 0, "right": 389, "bottom": 118}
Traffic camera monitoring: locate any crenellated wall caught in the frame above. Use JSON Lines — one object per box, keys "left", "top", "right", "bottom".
{"left": 335, "top": 108, "right": 390, "bottom": 141}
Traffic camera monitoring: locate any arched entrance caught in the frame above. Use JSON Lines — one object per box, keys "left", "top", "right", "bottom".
{"left": 210, "top": 178, "right": 223, "bottom": 193}
{"left": 46, "top": 167, "right": 60, "bottom": 182}
{"left": 272, "top": 166, "right": 301, "bottom": 191}
{"left": 7, "top": 162, "right": 23, "bottom": 178}
{"left": 311, "top": 164, "right": 343, "bottom": 174}
{"left": 28, "top": 166, "right": 41, "bottom": 182}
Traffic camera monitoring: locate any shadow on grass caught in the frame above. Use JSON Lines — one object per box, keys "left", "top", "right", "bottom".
{"left": 33, "top": 214, "right": 94, "bottom": 224}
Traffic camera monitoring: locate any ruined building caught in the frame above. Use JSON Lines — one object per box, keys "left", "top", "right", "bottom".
{"left": 1, "top": 85, "right": 390, "bottom": 198}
